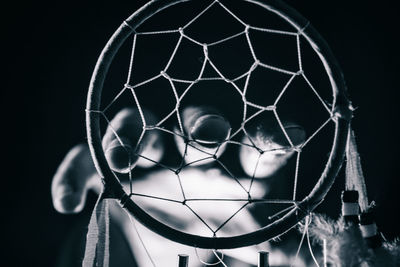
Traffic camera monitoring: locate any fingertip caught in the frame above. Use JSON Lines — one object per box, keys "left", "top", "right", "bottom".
{"left": 51, "top": 143, "right": 96, "bottom": 214}
{"left": 177, "top": 106, "right": 231, "bottom": 165}
{"left": 284, "top": 124, "right": 306, "bottom": 146}
{"left": 136, "top": 131, "right": 164, "bottom": 168}
{"left": 271, "top": 122, "right": 306, "bottom": 147}
{"left": 52, "top": 181, "right": 87, "bottom": 214}
{"left": 182, "top": 106, "right": 231, "bottom": 145}
{"left": 104, "top": 139, "right": 138, "bottom": 173}
{"left": 190, "top": 114, "right": 231, "bottom": 144}
{"left": 239, "top": 123, "right": 301, "bottom": 178}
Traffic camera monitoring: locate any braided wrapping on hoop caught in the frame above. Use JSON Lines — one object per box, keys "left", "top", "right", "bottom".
{"left": 86, "top": 0, "right": 351, "bottom": 249}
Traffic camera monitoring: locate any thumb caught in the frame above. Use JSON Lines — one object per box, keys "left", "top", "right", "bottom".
{"left": 51, "top": 143, "right": 101, "bottom": 214}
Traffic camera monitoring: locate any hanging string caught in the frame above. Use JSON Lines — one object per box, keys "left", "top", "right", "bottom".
{"left": 127, "top": 213, "right": 157, "bottom": 267}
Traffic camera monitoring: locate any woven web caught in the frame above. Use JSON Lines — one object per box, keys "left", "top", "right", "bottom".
{"left": 89, "top": 0, "right": 337, "bottom": 265}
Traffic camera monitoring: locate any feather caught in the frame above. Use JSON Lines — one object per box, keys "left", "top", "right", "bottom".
{"left": 303, "top": 213, "right": 371, "bottom": 266}
{"left": 303, "top": 213, "right": 400, "bottom": 267}
{"left": 383, "top": 239, "right": 400, "bottom": 266}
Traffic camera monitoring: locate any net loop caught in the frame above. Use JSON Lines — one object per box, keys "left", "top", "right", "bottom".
{"left": 332, "top": 103, "right": 354, "bottom": 122}
{"left": 123, "top": 20, "right": 136, "bottom": 31}
{"left": 85, "top": 109, "right": 103, "bottom": 115}
{"left": 297, "top": 21, "right": 310, "bottom": 35}
{"left": 119, "top": 193, "right": 130, "bottom": 208}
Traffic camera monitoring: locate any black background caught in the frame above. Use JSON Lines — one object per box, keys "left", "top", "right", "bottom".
{"left": 3, "top": 0, "right": 400, "bottom": 266}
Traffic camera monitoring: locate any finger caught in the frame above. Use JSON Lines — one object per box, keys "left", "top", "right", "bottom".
{"left": 270, "top": 121, "right": 306, "bottom": 148}
{"left": 51, "top": 143, "right": 101, "bottom": 214}
{"left": 175, "top": 106, "right": 231, "bottom": 165}
{"left": 102, "top": 108, "right": 141, "bottom": 173}
{"left": 135, "top": 128, "right": 164, "bottom": 168}
{"left": 102, "top": 108, "right": 163, "bottom": 173}
{"left": 183, "top": 106, "right": 231, "bottom": 145}
{"left": 240, "top": 120, "right": 305, "bottom": 178}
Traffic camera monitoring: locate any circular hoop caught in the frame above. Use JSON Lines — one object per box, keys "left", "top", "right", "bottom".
{"left": 86, "top": 0, "right": 351, "bottom": 249}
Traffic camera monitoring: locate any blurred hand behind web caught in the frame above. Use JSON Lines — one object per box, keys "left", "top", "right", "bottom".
{"left": 51, "top": 106, "right": 306, "bottom": 267}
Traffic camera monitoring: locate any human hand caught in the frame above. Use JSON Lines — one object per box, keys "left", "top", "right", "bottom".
{"left": 51, "top": 106, "right": 305, "bottom": 266}
{"left": 52, "top": 106, "right": 304, "bottom": 214}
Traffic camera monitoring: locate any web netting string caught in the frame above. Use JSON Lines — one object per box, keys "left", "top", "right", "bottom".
{"left": 86, "top": 0, "right": 346, "bottom": 265}
{"left": 114, "top": 3, "right": 330, "bottom": 232}
{"left": 101, "top": 0, "right": 330, "bottom": 239}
